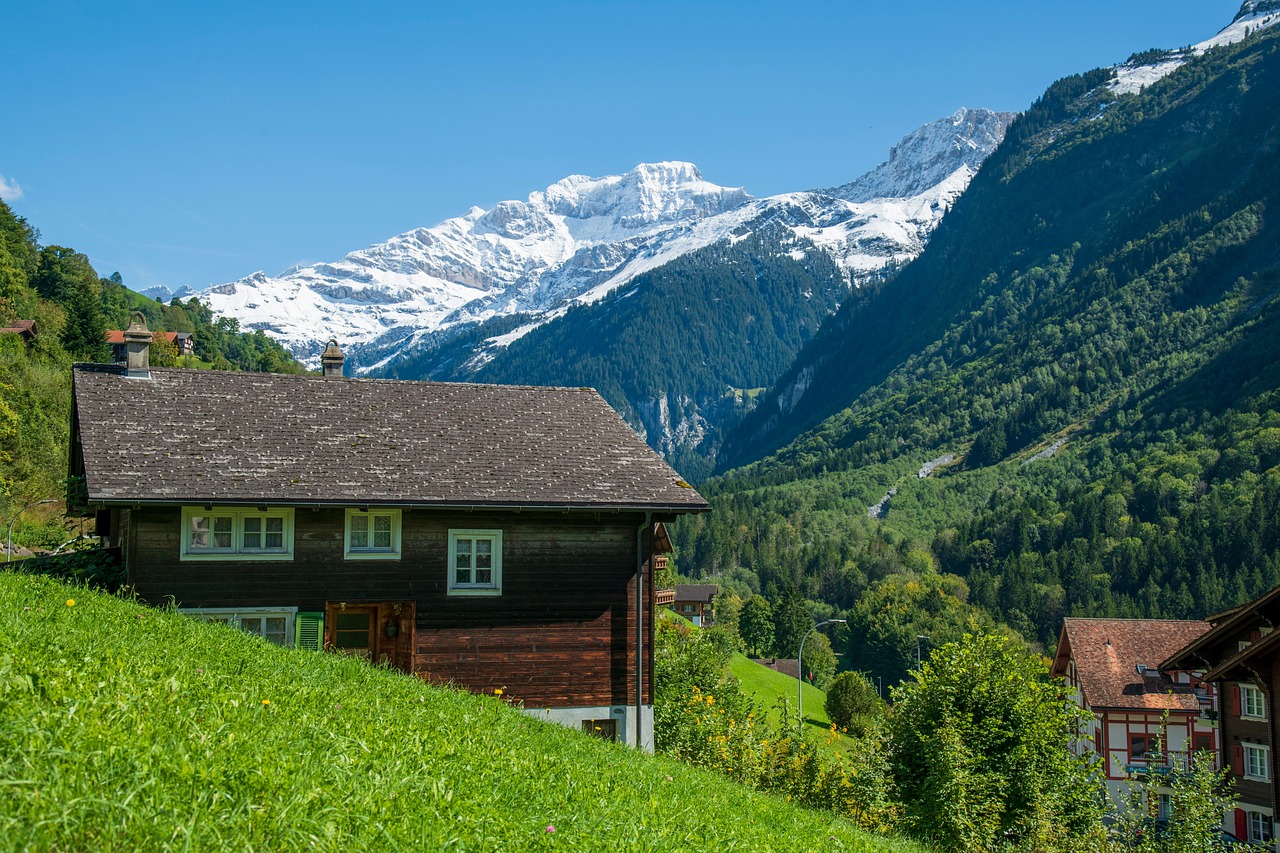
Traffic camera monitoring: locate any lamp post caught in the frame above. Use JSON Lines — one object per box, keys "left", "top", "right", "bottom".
{"left": 7, "top": 499, "right": 57, "bottom": 563}
{"left": 798, "top": 618, "right": 847, "bottom": 731}
{"left": 916, "top": 634, "right": 930, "bottom": 669}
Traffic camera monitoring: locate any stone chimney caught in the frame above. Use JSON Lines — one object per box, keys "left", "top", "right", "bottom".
{"left": 320, "top": 339, "right": 345, "bottom": 378}
{"left": 123, "top": 312, "right": 152, "bottom": 379}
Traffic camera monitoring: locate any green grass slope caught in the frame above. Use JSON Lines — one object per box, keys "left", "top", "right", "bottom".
{"left": 0, "top": 573, "right": 922, "bottom": 852}
{"left": 728, "top": 653, "right": 833, "bottom": 731}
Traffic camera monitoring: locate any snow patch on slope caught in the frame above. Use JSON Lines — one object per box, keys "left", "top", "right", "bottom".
{"left": 1110, "top": 4, "right": 1280, "bottom": 94}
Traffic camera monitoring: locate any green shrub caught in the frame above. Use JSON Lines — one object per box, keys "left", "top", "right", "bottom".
{"left": 889, "top": 633, "right": 1106, "bottom": 852}
{"left": 825, "top": 671, "right": 884, "bottom": 734}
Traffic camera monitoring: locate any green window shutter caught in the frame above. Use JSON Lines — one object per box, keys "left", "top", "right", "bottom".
{"left": 296, "top": 612, "right": 324, "bottom": 651}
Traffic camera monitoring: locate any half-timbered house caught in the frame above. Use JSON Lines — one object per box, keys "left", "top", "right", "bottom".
{"left": 1051, "top": 618, "right": 1218, "bottom": 813}
{"left": 68, "top": 318, "right": 708, "bottom": 749}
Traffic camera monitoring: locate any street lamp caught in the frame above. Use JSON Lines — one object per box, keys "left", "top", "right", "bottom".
{"left": 7, "top": 499, "right": 57, "bottom": 563}
{"left": 916, "top": 634, "right": 930, "bottom": 669}
{"left": 798, "top": 618, "right": 847, "bottom": 731}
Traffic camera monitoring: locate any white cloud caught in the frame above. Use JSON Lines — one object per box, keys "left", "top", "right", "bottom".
{"left": 0, "top": 175, "right": 23, "bottom": 202}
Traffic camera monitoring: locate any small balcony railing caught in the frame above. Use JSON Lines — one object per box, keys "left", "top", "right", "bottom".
{"left": 1124, "top": 750, "right": 1217, "bottom": 777}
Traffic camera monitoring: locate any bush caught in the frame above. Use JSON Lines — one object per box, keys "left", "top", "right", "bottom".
{"left": 825, "top": 671, "right": 883, "bottom": 733}
{"left": 889, "top": 632, "right": 1106, "bottom": 851}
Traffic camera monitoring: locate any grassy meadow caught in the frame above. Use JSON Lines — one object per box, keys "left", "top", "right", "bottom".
{"left": 0, "top": 572, "right": 923, "bottom": 851}
{"left": 727, "top": 652, "right": 833, "bottom": 731}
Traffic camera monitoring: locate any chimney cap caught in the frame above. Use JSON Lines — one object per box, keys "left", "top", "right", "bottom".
{"left": 321, "top": 338, "right": 345, "bottom": 378}
{"left": 123, "top": 311, "right": 152, "bottom": 342}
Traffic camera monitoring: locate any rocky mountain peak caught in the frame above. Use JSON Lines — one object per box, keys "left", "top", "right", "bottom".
{"left": 535, "top": 161, "right": 750, "bottom": 231}
{"left": 824, "top": 108, "right": 1017, "bottom": 203}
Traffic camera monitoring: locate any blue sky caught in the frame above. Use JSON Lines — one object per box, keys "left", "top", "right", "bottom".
{"left": 1, "top": 1, "right": 1242, "bottom": 291}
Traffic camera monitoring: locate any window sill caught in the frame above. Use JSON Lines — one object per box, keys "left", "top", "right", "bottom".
{"left": 180, "top": 551, "right": 294, "bottom": 561}
{"left": 447, "top": 587, "right": 502, "bottom": 597}
{"left": 343, "top": 550, "right": 402, "bottom": 561}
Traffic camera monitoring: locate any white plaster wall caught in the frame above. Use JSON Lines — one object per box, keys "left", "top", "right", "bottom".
{"left": 524, "top": 704, "right": 655, "bottom": 752}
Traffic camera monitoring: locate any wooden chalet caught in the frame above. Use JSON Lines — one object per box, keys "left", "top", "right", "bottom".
{"left": 69, "top": 316, "right": 708, "bottom": 749}
{"left": 1164, "top": 589, "right": 1280, "bottom": 847}
{"left": 1051, "top": 618, "right": 1218, "bottom": 814}
{"left": 672, "top": 583, "right": 718, "bottom": 627}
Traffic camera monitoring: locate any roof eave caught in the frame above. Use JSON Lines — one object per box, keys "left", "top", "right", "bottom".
{"left": 88, "top": 497, "right": 710, "bottom": 514}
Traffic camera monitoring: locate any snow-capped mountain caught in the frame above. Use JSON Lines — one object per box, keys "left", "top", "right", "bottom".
{"left": 196, "top": 109, "right": 1015, "bottom": 370}
{"left": 1110, "top": 0, "right": 1280, "bottom": 94}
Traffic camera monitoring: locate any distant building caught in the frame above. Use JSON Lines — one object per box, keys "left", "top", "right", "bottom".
{"left": 0, "top": 319, "right": 38, "bottom": 342}
{"left": 105, "top": 328, "right": 193, "bottom": 361}
{"left": 672, "top": 584, "right": 718, "bottom": 627}
{"left": 1051, "top": 618, "right": 1218, "bottom": 814}
{"left": 752, "top": 657, "right": 800, "bottom": 679}
{"left": 1165, "top": 589, "right": 1280, "bottom": 847}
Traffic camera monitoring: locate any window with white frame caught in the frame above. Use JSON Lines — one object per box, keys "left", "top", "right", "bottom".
{"left": 1157, "top": 794, "right": 1172, "bottom": 820}
{"left": 1242, "top": 683, "right": 1267, "bottom": 719}
{"left": 1244, "top": 743, "right": 1270, "bottom": 781}
{"left": 1249, "top": 811, "right": 1274, "bottom": 844}
{"left": 182, "top": 607, "right": 297, "bottom": 647}
{"left": 448, "top": 529, "right": 502, "bottom": 595}
{"left": 344, "top": 509, "right": 401, "bottom": 559}
{"left": 181, "top": 507, "right": 294, "bottom": 560}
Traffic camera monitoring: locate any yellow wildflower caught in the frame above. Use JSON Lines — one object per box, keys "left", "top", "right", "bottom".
{"left": 65, "top": 599, "right": 75, "bottom": 607}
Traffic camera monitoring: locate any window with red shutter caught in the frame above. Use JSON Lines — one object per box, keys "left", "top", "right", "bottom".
{"left": 1231, "top": 684, "right": 1243, "bottom": 716}
{"left": 1232, "top": 744, "right": 1245, "bottom": 776}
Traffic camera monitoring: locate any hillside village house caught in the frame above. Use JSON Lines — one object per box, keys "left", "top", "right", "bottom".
{"left": 1051, "top": 618, "right": 1219, "bottom": 815}
{"left": 69, "top": 316, "right": 707, "bottom": 749}
{"left": 105, "top": 328, "right": 194, "bottom": 361}
{"left": 1164, "top": 587, "right": 1280, "bottom": 847}
{"left": 672, "top": 583, "right": 718, "bottom": 627}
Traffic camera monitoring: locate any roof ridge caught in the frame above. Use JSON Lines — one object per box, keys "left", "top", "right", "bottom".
{"left": 72, "top": 363, "right": 603, "bottom": 394}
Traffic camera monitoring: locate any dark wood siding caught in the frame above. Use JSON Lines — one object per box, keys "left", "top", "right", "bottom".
{"left": 124, "top": 507, "right": 650, "bottom": 708}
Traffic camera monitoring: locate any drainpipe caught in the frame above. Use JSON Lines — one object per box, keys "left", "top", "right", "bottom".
{"left": 636, "top": 511, "right": 652, "bottom": 749}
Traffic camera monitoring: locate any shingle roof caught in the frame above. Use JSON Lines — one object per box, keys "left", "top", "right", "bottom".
{"left": 674, "top": 584, "right": 718, "bottom": 603}
{"left": 1057, "top": 618, "right": 1211, "bottom": 711}
{"left": 71, "top": 364, "right": 708, "bottom": 512}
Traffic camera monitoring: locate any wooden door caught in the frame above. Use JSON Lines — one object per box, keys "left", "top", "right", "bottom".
{"left": 324, "top": 601, "right": 416, "bottom": 672}
{"left": 331, "top": 605, "right": 378, "bottom": 659}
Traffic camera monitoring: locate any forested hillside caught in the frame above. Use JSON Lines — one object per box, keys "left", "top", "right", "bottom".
{"left": 676, "top": 24, "right": 1280, "bottom": 672}
{"left": 380, "top": 231, "right": 849, "bottom": 480}
{"left": 0, "top": 199, "right": 303, "bottom": 542}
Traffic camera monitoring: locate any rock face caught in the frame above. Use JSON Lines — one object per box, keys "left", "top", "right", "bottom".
{"left": 195, "top": 109, "right": 1016, "bottom": 371}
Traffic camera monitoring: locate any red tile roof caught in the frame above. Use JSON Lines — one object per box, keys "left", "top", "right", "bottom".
{"left": 105, "top": 330, "right": 181, "bottom": 344}
{"left": 1057, "top": 618, "right": 1211, "bottom": 711}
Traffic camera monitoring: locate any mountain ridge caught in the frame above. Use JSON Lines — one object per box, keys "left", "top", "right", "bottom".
{"left": 191, "top": 109, "right": 1014, "bottom": 372}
